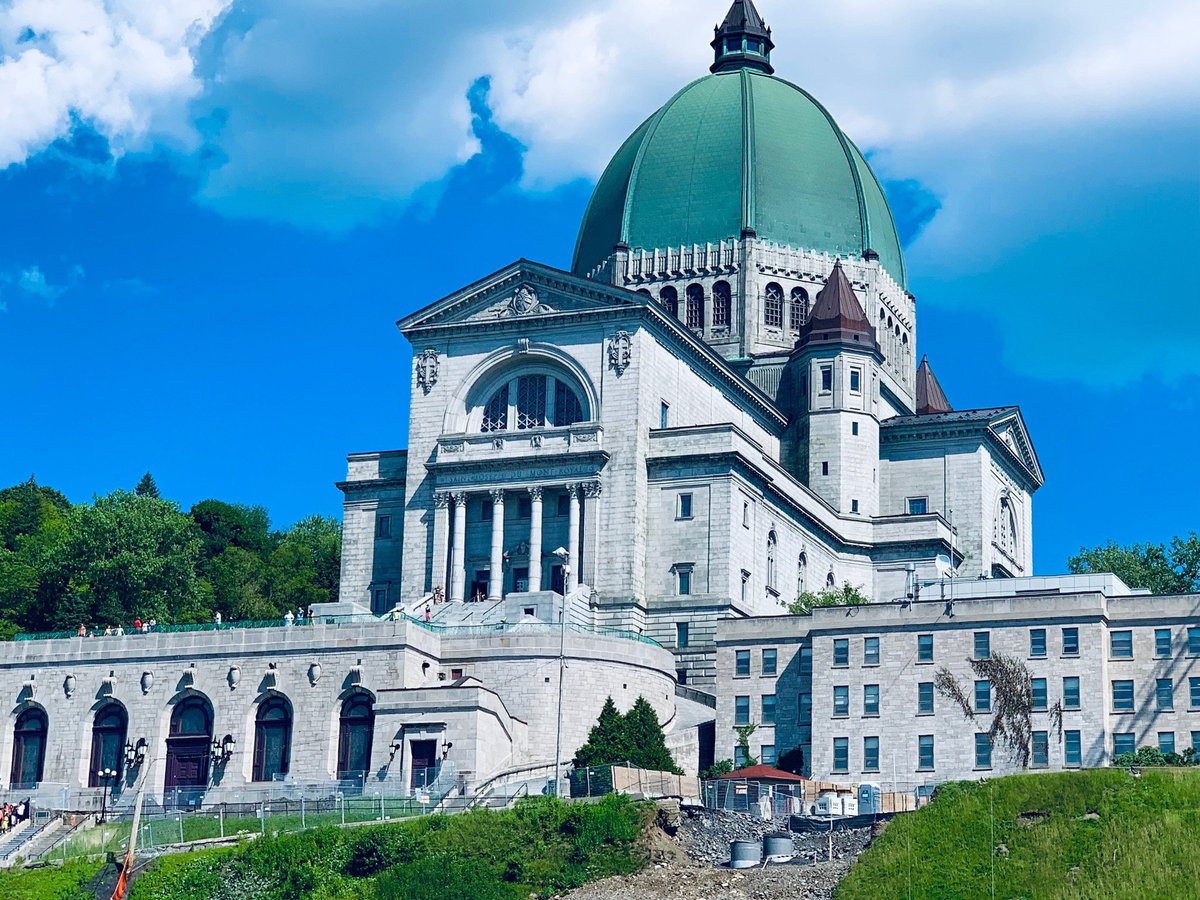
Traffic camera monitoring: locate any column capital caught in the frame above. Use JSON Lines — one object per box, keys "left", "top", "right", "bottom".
{"left": 582, "top": 481, "right": 603, "bottom": 499}
{"left": 450, "top": 490, "right": 469, "bottom": 505}
{"left": 528, "top": 486, "right": 543, "bottom": 502}
{"left": 563, "top": 482, "right": 579, "bottom": 496}
{"left": 489, "top": 487, "right": 506, "bottom": 505}
{"left": 433, "top": 491, "right": 451, "bottom": 509}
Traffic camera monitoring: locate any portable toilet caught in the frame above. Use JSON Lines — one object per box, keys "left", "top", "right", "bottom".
{"left": 858, "top": 782, "right": 882, "bottom": 815}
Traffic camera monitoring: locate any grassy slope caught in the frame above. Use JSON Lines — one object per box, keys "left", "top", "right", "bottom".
{"left": 837, "top": 768, "right": 1200, "bottom": 900}
{"left": 0, "top": 859, "right": 105, "bottom": 900}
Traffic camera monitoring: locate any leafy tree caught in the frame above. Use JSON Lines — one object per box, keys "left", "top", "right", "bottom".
{"left": 1068, "top": 533, "right": 1200, "bottom": 594}
{"left": 206, "top": 546, "right": 274, "bottom": 621}
{"left": 49, "top": 490, "right": 203, "bottom": 628}
{"left": 777, "top": 745, "right": 806, "bottom": 775}
{"left": 267, "top": 515, "right": 341, "bottom": 610}
{"left": 784, "top": 581, "right": 872, "bottom": 615}
{"left": 0, "top": 477, "right": 73, "bottom": 632}
{"left": 699, "top": 759, "right": 733, "bottom": 779}
{"left": 135, "top": 472, "right": 161, "bottom": 498}
{"left": 0, "top": 476, "right": 69, "bottom": 552}
{"left": 574, "top": 697, "right": 632, "bottom": 768}
{"left": 189, "top": 500, "right": 274, "bottom": 561}
{"left": 624, "top": 696, "right": 682, "bottom": 774}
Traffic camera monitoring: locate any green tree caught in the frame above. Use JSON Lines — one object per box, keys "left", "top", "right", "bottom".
{"left": 206, "top": 546, "right": 274, "bottom": 621}
{"left": 266, "top": 515, "right": 341, "bottom": 610}
{"left": 699, "top": 759, "right": 734, "bottom": 779}
{"left": 50, "top": 490, "right": 203, "bottom": 628}
{"left": 573, "top": 697, "right": 632, "bottom": 768}
{"left": 1068, "top": 534, "right": 1200, "bottom": 594}
{"left": 784, "top": 581, "right": 872, "bottom": 615}
{"left": 135, "top": 472, "right": 161, "bottom": 498}
{"left": 0, "top": 477, "right": 73, "bottom": 633}
{"left": 0, "top": 476, "right": 70, "bottom": 551}
{"left": 623, "top": 696, "right": 682, "bottom": 774}
{"left": 189, "top": 500, "right": 273, "bottom": 561}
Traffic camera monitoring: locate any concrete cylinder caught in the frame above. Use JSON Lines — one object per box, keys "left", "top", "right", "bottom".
{"left": 729, "top": 840, "right": 762, "bottom": 869}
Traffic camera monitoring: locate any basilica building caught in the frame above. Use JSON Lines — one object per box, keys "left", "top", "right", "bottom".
{"left": 339, "top": 0, "right": 1044, "bottom": 688}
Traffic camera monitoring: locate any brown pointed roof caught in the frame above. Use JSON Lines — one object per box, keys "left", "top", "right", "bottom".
{"left": 797, "top": 260, "right": 878, "bottom": 352}
{"left": 915, "top": 355, "right": 953, "bottom": 415}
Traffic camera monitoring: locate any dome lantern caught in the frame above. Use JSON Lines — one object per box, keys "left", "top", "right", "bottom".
{"left": 711, "top": 0, "right": 774, "bottom": 75}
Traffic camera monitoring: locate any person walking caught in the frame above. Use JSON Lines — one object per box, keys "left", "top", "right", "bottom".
{"left": 284, "top": 609, "right": 295, "bottom": 627}
{"left": 214, "top": 611, "right": 222, "bottom": 626}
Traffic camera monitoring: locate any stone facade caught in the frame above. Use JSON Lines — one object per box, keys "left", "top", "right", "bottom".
{"left": 716, "top": 575, "right": 1200, "bottom": 785}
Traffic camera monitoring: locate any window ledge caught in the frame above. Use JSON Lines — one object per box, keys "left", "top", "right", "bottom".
{"left": 863, "top": 662, "right": 880, "bottom": 668}
{"left": 915, "top": 660, "right": 935, "bottom": 666}
{"left": 916, "top": 767, "right": 935, "bottom": 773}
{"left": 1061, "top": 653, "right": 1080, "bottom": 659}
{"left": 1029, "top": 655, "right": 1047, "bottom": 660}
{"left": 862, "top": 713, "right": 880, "bottom": 719}
{"left": 832, "top": 714, "right": 850, "bottom": 720}
{"left": 1063, "top": 706, "right": 1081, "bottom": 712}
{"left": 916, "top": 711, "right": 935, "bottom": 717}
{"left": 972, "top": 767, "right": 993, "bottom": 772}
{"left": 863, "top": 768, "right": 880, "bottom": 774}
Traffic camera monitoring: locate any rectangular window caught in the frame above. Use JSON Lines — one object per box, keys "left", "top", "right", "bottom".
{"left": 1110, "top": 630, "right": 1133, "bottom": 658}
{"left": 1190, "top": 626, "right": 1200, "bottom": 655}
{"left": 821, "top": 461, "right": 830, "bottom": 476}
{"left": 676, "top": 623, "right": 689, "bottom": 649}
{"left": 1190, "top": 677, "right": 1200, "bottom": 709}
{"left": 762, "top": 694, "right": 777, "bottom": 724}
{"left": 450, "top": 668, "right": 463, "bottom": 680}
{"left": 918, "top": 735, "right": 935, "bottom": 771}
{"left": 1157, "top": 678, "right": 1174, "bottom": 711}
{"left": 975, "top": 680, "right": 991, "bottom": 713}
{"left": 557, "top": 494, "right": 570, "bottom": 516}
{"left": 373, "top": 587, "right": 388, "bottom": 608}
{"left": 851, "top": 421, "right": 860, "bottom": 436}
{"left": 734, "top": 745, "right": 748, "bottom": 768}
{"left": 820, "top": 366, "right": 833, "bottom": 392}
{"left": 678, "top": 493, "right": 693, "bottom": 519}
{"left": 762, "top": 648, "right": 777, "bottom": 676}
{"left": 1113, "top": 732, "right": 1136, "bottom": 758}
{"left": 1032, "top": 678, "right": 1048, "bottom": 711}
{"left": 798, "top": 693, "right": 812, "bottom": 725}
{"left": 907, "top": 497, "right": 928, "bottom": 515}
{"left": 660, "top": 401, "right": 669, "bottom": 429}
{"left": 1065, "top": 730, "right": 1082, "bottom": 767}
{"left": 917, "top": 633, "right": 934, "bottom": 663}
{"left": 375, "top": 514, "right": 392, "bottom": 539}
{"left": 864, "top": 736, "right": 880, "bottom": 772}
{"left": 918, "top": 682, "right": 934, "bottom": 715}
{"left": 1112, "top": 679, "right": 1134, "bottom": 712}
{"left": 974, "top": 631, "right": 991, "bottom": 660}
{"left": 1063, "top": 677, "right": 1081, "bottom": 710}
{"left": 864, "top": 637, "right": 880, "bottom": 666}
{"left": 850, "top": 369, "right": 862, "bottom": 393}
{"left": 1155, "top": 628, "right": 1172, "bottom": 658}
{"left": 975, "top": 733, "right": 992, "bottom": 769}
{"left": 734, "top": 695, "right": 750, "bottom": 726}
{"left": 833, "top": 685, "right": 850, "bottom": 717}
{"left": 735, "top": 650, "right": 750, "bottom": 677}
{"left": 761, "top": 744, "right": 776, "bottom": 765}
{"left": 742, "top": 501, "right": 750, "bottom": 528}
{"left": 1030, "top": 628, "right": 1047, "bottom": 657}
{"left": 833, "top": 639, "right": 849, "bottom": 667}
{"left": 677, "top": 568, "right": 692, "bottom": 596}
{"left": 1159, "top": 732, "right": 1176, "bottom": 756}
{"left": 676, "top": 668, "right": 688, "bottom": 685}
{"left": 864, "top": 684, "right": 880, "bottom": 716}
{"left": 833, "top": 737, "right": 849, "bottom": 773}
{"left": 851, "top": 499, "right": 860, "bottom": 514}
{"left": 1062, "top": 627, "right": 1079, "bottom": 656}
{"left": 1032, "top": 731, "right": 1049, "bottom": 767}
{"left": 1193, "top": 732, "right": 1200, "bottom": 754}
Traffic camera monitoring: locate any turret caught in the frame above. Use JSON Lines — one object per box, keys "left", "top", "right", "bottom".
{"left": 711, "top": 0, "right": 775, "bottom": 75}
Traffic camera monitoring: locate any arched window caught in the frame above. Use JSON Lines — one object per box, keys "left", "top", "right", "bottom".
{"left": 797, "top": 552, "right": 808, "bottom": 597}
{"left": 997, "top": 497, "right": 1019, "bottom": 559}
{"left": 660, "top": 286, "right": 678, "bottom": 318}
{"left": 713, "top": 281, "right": 732, "bottom": 328}
{"left": 685, "top": 284, "right": 705, "bottom": 329}
{"left": 337, "top": 694, "right": 375, "bottom": 782}
{"left": 766, "top": 531, "right": 778, "bottom": 590}
{"left": 478, "top": 373, "right": 586, "bottom": 433}
{"left": 10, "top": 708, "right": 47, "bottom": 789}
{"left": 764, "top": 283, "right": 784, "bottom": 329}
{"left": 790, "top": 287, "right": 808, "bottom": 331}
{"left": 252, "top": 697, "right": 292, "bottom": 782}
{"left": 88, "top": 704, "right": 127, "bottom": 787}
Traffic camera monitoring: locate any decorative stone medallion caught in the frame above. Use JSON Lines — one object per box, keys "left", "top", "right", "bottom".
{"left": 415, "top": 348, "right": 440, "bottom": 394}
{"left": 608, "top": 330, "right": 633, "bottom": 375}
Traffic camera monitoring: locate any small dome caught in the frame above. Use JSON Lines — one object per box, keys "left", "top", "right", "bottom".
{"left": 572, "top": 18, "right": 906, "bottom": 289}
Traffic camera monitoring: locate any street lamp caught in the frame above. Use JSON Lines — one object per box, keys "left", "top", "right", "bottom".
{"left": 552, "top": 546, "right": 571, "bottom": 798}
{"left": 97, "top": 767, "right": 118, "bottom": 823}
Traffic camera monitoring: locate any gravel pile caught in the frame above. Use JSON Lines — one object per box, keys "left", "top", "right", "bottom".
{"left": 675, "top": 807, "right": 872, "bottom": 866}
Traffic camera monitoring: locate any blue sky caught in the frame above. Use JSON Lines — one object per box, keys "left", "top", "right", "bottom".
{"left": 1, "top": 0, "right": 1197, "bottom": 573}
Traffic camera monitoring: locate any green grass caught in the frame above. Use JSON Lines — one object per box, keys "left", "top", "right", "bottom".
{"left": 0, "top": 859, "right": 106, "bottom": 900}
{"left": 128, "top": 795, "right": 650, "bottom": 900}
{"left": 836, "top": 768, "right": 1200, "bottom": 900}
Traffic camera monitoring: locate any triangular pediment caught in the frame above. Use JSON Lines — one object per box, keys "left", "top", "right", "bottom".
{"left": 397, "top": 260, "right": 642, "bottom": 334}
{"left": 988, "top": 411, "right": 1043, "bottom": 487}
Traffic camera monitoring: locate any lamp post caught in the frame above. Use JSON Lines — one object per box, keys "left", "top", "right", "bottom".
{"left": 97, "top": 767, "right": 118, "bottom": 823}
{"left": 552, "top": 546, "right": 571, "bottom": 798}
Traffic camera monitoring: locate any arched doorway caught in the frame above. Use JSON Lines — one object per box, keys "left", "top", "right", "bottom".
{"left": 252, "top": 697, "right": 292, "bottom": 783}
{"left": 10, "top": 707, "right": 47, "bottom": 789}
{"left": 88, "top": 704, "right": 128, "bottom": 787}
{"left": 165, "top": 697, "right": 212, "bottom": 808}
{"left": 337, "top": 693, "right": 375, "bottom": 791}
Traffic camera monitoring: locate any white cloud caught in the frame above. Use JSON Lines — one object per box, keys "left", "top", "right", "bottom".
{"left": 0, "top": 0, "right": 232, "bottom": 166}
{"left": 0, "top": 264, "right": 83, "bottom": 310}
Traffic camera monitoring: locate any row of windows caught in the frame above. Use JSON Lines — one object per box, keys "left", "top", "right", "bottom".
{"left": 646, "top": 282, "right": 813, "bottom": 334}
{"left": 7, "top": 693, "right": 377, "bottom": 792}
{"left": 734, "top": 694, "right": 777, "bottom": 725}
{"left": 733, "top": 648, "right": 779, "bottom": 676}
{"left": 480, "top": 375, "right": 586, "bottom": 433}
{"left": 1114, "top": 731, "right": 1200, "bottom": 758}
{"left": 1111, "top": 627, "right": 1200, "bottom": 659}
{"left": 734, "top": 743, "right": 776, "bottom": 767}
{"left": 842, "top": 627, "right": 1088, "bottom": 667}
{"left": 478, "top": 492, "right": 574, "bottom": 522}
{"left": 1111, "top": 677, "right": 1200, "bottom": 712}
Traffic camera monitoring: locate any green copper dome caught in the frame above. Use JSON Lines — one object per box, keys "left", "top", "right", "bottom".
{"left": 572, "top": 67, "right": 907, "bottom": 289}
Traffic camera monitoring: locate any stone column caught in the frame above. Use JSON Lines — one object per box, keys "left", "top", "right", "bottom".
{"left": 488, "top": 489, "right": 505, "bottom": 600}
{"left": 581, "top": 481, "right": 603, "bottom": 592}
{"left": 566, "top": 483, "right": 580, "bottom": 594}
{"left": 528, "top": 487, "right": 543, "bottom": 592}
{"left": 431, "top": 492, "right": 451, "bottom": 597}
{"left": 450, "top": 492, "right": 467, "bottom": 602}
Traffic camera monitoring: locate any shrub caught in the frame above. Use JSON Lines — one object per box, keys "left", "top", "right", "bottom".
{"left": 373, "top": 856, "right": 518, "bottom": 900}
{"left": 344, "top": 826, "right": 418, "bottom": 877}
